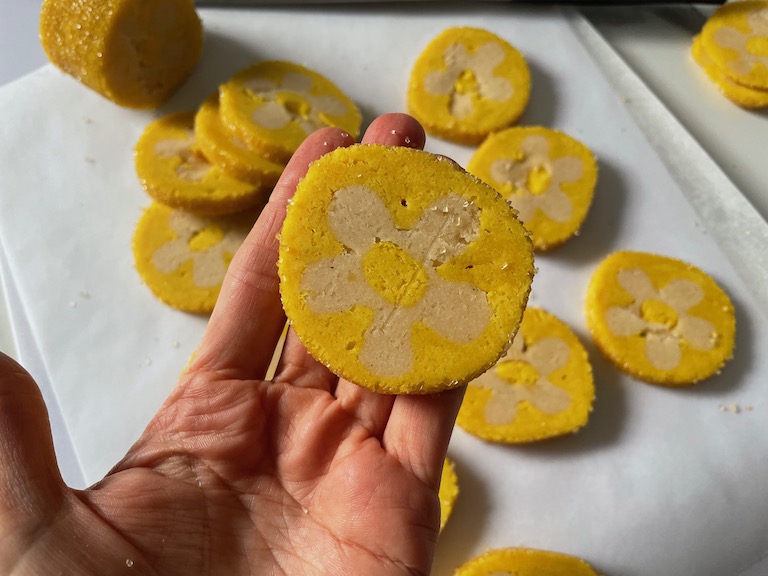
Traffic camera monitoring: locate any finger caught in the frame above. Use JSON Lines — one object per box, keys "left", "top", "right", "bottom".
{"left": 361, "top": 113, "right": 426, "bottom": 149}
{"left": 0, "top": 353, "right": 65, "bottom": 531}
{"left": 382, "top": 386, "right": 466, "bottom": 490}
{"left": 273, "top": 327, "right": 338, "bottom": 393}
{"left": 191, "top": 128, "right": 357, "bottom": 380}
{"left": 333, "top": 380, "right": 396, "bottom": 438}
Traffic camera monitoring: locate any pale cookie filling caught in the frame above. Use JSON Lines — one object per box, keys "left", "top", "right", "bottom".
{"left": 243, "top": 71, "right": 349, "bottom": 134}
{"left": 152, "top": 211, "right": 246, "bottom": 288}
{"left": 154, "top": 136, "right": 212, "bottom": 181}
{"left": 423, "top": 42, "right": 513, "bottom": 119}
{"left": 489, "top": 134, "right": 582, "bottom": 224}
{"left": 604, "top": 267, "right": 718, "bottom": 371}
{"left": 470, "top": 331, "right": 572, "bottom": 425}
{"left": 713, "top": 10, "right": 768, "bottom": 76}
{"left": 300, "top": 185, "right": 493, "bottom": 378}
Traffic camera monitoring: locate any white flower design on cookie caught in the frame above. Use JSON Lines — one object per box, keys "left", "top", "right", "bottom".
{"left": 604, "top": 267, "right": 717, "bottom": 371}
{"left": 471, "top": 331, "right": 572, "bottom": 426}
{"left": 712, "top": 8, "right": 768, "bottom": 77}
{"left": 300, "top": 184, "right": 493, "bottom": 378}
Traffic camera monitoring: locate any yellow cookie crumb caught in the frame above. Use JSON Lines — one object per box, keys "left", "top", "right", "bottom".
{"left": 467, "top": 126, "right": 598, "bottom": 251}
{"left": 133, "top": 202, "right": 259, "bottom": 314}
{"left": 195, "top": 93, "right": 286, "bottom": 186}
{"left": 408, "top": 27, "right": 531, "bottom": 145}
{"left": 40, "top": 0, "right": 202, "bottom": 108}
{"left": 691, "top": 34, "right": 768, "bottom": 109}
{"left": 585, "top": 251, "right": 736, "bottom": 386}
{"left": 135, "top": 111, "right": 267, "bottom": 216}
{"left": 700, "top": 1, "right": 768, "bottom": 90}
{"left": 438, "top": 458, "right": 459, "bottom": 532}
{"left": 219, "top": 61, "right": 362, "bottom": 163}
{"left": 457, "top": 307, "right": 594, "bottom": 443}
{"left": 454, "top": 547, "right": 597, "bottom": 576}
{"left": 278, "top": 144, "right": 534, "bottom": 394}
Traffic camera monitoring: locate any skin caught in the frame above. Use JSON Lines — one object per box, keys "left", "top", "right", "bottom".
{"left": 0, "top": 114, "right": 465, "bottom": 576}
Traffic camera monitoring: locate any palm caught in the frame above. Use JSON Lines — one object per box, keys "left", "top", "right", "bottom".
{"left": 0, "top": 116, "right": 460, "bottom": 576}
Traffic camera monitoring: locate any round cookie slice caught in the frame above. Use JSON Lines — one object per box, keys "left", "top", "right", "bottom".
{"left": 133, "top": 202, "right": 258, "bottom": 314}
{"left": 467, "top": 126, "right": 598, "bottom": 251}
{"left": 408, "top": 27, "right": 531, "bottom": 145}
{"left": 438, "top": 458, "right": 459, "bottom": 532}
{"left": 457, "top": 307, "right": 594, "bottom": 443}
{"left": 691, "top": 34, "right": 768, "bottom": 109}
{"left": 218, "top": 61, "right": 363, "bottom": 163}
{"left": 700, "top": 1, "right": 768, "bottom": 90}
{"left": 455, "top": 547, "right": 597, "bottom": 576}
{"left": 135, "top": 111, "right": 267, "bottom": 216}
{"left": 585, "top": 251, "right": 736, "bottom": 386}
{"left": 278, "top": 144, "right": 534, "bottom": 395}
{"left": 194, "top": 93, "right": 286, "bottom": 186}
{"left": 40, "top": 0, "right": 202, "bottom": 108}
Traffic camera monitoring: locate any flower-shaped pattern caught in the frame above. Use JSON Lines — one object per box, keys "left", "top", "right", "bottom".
{"left": 605, "top": 267, "right": 717, "bottom": 370}
{"left": 489, "top": 134, "right": 583, "bottom": 224}
{"left": 154, "top": 134, "right": 212, "bottom": 181}
{"left": 152, "top": 211, "right": 246, "bottom": 288}
{"left": 423, "top": 42, "right": 513, "bottom": 119}
{"left": 713, "top": 10, "right": 768, "bottom": 76}
{"left": 470, "top": 330, "right": 572, "bottom": 425}
{"left": 244, "top": 72, "right": 349, "bottom": 134}
{"left": 300, "top": 185, "right": 493, "bottom": 378}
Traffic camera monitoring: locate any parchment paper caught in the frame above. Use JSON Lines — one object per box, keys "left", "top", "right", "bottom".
{"left": 0, "top": 5, "right": 767, "bottom": 575}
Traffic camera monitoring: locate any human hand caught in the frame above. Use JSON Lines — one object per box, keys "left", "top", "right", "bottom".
{"left": 0, "top": 114, "right": 464, "bottom": 576}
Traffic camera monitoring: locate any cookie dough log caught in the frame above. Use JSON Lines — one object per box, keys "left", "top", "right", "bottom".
{"left": 40, "top": 0, "right": 203, "bottom": 108}
{"left": 278, "top": 144, "right": 534, "bottom": 395}
{"left": 454, "top": 547, "right": 598, "bottom": 576}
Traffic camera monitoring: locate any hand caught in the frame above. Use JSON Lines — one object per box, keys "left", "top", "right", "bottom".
{"left": 0, "top": 114, "right": 465, "bottom": 576}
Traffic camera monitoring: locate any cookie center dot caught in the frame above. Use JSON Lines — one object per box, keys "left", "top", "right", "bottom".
{"left": 495, "top": 359, "right": 539, "bottom": 387}
{"left": 277, "top": 93, "right": 311, "bottom": 119}
{"left": 527, "top": 164, "right": 552, "bottom": 195}
{"left": 189, "top": 226, "right": 225, "bottom": 252}
{"left": 362, "top": 241, "right": 428, "bottom": 308}
{"left": 641, "top": 299, "right": 678, "bottom": 329}
{"left": 455, "top": 69, "right": 479, "bottom": 95}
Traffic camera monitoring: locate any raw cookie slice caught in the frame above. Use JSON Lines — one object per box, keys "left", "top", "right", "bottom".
{"left": 278, "top": 144, "right": 534, "bottom": 394}
{"left": 700, "top": 1, "right": 768, "bottom": 90}
{"left": 691, "top": 34, "right": 768, "bottom": 109}
{"left": 438, "top": 458, "right": 459, "bottom": 532}
{"left": 454, "top": 547, "right": 597, "bottom": 576}
{"left": 40, "top": 0, "right": 202, "bottom": 108}
{"left": 133, "top": 202, "right": 258, "bottom": 314}
{"left": 195, "top": 93, "right": 286, "bottom": 186}
{"left": 457, "top": 307, "right": 594, "bottom": 443}
{"left": 408, "top": 27, "right": 531, "bottom": 145}
{"left": 135, "top": 111, "right": 267, "bottom": 216}
{"left": 218, "top": 61, "right": 363, "bottom": 163}
{"left": 467, "top": 126, "right": 598, "bottom": 251}
{"left": 585, "top": 251, "right": 736, "bottom": 386}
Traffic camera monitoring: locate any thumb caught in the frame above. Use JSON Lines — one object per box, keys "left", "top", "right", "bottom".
{"left": 0, "top": 352, "right": 66, "bottom": 533}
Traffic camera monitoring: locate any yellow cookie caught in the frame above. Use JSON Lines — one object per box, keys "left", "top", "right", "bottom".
{"left": 133, "top": 202, "right": 258, "bottom": 314}
{"left": 457, "top": 307, "right": 594, "bottom": 443}
{"left": 40, "top": 0, "right": 202, "bottom": 108}
{"left": 585, "top": 251, "right": 736, "bottom": 386}
{"left": 691, "top": 34, "right": 768, "bottom": 109}
{"left": 438, "top": 458, "right": 459, "bottom": 532}
{"left": 135, "top": 111, "right": 267, "bottom": 216}
{"left": 454, "top": 547, "right": 597, "bottom": 576}
{"left": 218, "top": 61, "right": 363, "bottom": 163}
{"left": 195, "top": 93, "right": 286, "bottom": 186}
{"left": 467, "top": 126, "right": 598, "bottom": 251}
{"left": 278, "top": 144, "right": 534, "bottom": 394}
{"left": 408, "top": 27, "right": 531, "bottom": 145}
{"left": 700, "top": 1, "right": 768, "bottom": 89}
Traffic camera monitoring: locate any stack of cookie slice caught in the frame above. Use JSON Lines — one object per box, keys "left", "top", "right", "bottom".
{"left": 132, "top": 61, "right": 362, "bottom": 313}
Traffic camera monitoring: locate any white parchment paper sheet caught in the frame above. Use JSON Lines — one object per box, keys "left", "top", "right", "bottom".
{"left": 0, "top": 5, "right": 767, "bottom": 575}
